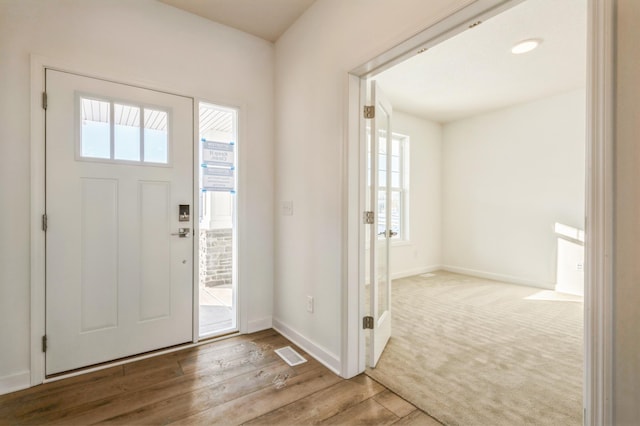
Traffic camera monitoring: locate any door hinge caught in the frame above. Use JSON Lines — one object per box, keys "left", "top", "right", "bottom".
{"left": 363, "top": 316, "right": 374, "bottom": 329}
{"left": 42, "top": 335, "right": 47, "bottom": 352}
{"left": 42, "top": 214, "right": 48, "bottom": 232}
{"left": 363, "top": 211, "right": 374, "bottom": 225}
{"left": 363, "top": 105, "right": 375, "bottom": 119}
{"left": 42, "top": 92, "right": 48, "bottom": 110}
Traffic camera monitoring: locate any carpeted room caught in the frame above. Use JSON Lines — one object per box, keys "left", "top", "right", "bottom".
{"left": 363, "top": 0, "right": 586, "bottom": 424}
{"left": 366, "top": 272, "right": 583, "bottom": 425}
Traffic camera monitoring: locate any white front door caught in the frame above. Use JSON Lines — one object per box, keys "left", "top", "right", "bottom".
{"left": 45, "top": 69, "right": 194, "bottom": 375}
{"left": 368, "top": 81, "right": 393, "bottom": 367}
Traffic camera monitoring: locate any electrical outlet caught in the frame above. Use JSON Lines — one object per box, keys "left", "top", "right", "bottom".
{"left": 306, "top": 295, "right": 314, "bottom": 313}
{"left": 576, "top": 263, "right": 583, "bottom": 271}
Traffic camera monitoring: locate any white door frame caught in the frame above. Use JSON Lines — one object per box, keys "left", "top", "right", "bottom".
{"left": 342, "top": 1, "right": 614, "bottom": 424}
{"left": 29, "top": 56, "right": 249, "bottom": 385}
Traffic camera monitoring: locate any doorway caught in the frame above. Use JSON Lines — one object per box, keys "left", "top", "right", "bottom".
{"left": 35, "top": 65, "right": 246, "bottom": 380}
{"left": 350, "top": 2, "right": 600, "bottom": 422}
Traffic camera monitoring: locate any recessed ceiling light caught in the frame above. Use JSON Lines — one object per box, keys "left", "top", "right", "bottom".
{"left": 511, "top": 38, "right": 542, "bottom": 55}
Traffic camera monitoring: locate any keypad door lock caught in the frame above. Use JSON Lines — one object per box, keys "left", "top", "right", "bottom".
{"left": 179, "top": 204, "right": 190, "bottom": 222}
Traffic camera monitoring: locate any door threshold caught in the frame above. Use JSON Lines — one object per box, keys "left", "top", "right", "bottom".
{"left": 44, "top": 332, "right": 240, "bottom": 383}
{"left": 198, "top": 328, "right": 239, "bottom": 342}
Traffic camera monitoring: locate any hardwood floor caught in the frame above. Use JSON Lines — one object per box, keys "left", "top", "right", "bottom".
{"left": 0, "top": 330, "right": 441, "bottom": 425}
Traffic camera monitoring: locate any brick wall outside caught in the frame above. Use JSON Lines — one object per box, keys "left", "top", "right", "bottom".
{"left": 199, "top": 228, "right": 233, "bottom": 287}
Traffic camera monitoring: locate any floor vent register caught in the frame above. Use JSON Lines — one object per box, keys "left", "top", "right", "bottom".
{"left": 275, "top": 346, "right": 307, "bottom": 366}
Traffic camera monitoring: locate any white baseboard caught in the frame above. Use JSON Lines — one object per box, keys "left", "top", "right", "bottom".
{"left": 391, "top": 265, "right": 441, "bottom": 280}
{"left": 247, "top": 316, "right": 273, "bottom": 333}
{"left": 442, "top": 265, "right": 554, "bottom": 289}
{"left": 272, "top": 318, "right": 341, "bottom": 376}
{"left": 0, "top": 370, "right": 30, "bottom": 396}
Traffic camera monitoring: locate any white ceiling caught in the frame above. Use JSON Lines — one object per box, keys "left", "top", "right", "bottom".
{"left": 158, "top": 0, "right": 316, "bottom": 42}
{"left": 157, "top": 0, "right": 585, "bottom": 122}
{"left": 375, "top": 0, "right": 587, "bottom": 123}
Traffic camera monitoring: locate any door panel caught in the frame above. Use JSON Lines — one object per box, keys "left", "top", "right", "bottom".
{"left": 369, "top": 81, "right": 393, "bottom": 367}
{"left": 45, "top": 69, "right": 194, "bottom": 375}
{"left": 80, "top": 178, "right": 119, "bottom": 332}
{"left": 139, "top": 181, "right": 172, "bottom": 321}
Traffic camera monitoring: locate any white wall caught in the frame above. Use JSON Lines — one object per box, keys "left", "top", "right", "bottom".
{"left": 1, "top": 0, "right": 637, "bottom": 415}
{"left": 0, "top": 0, "right": 274, "bottom": 393}
{"left": 442, "top": 89, "right": 586, "bottom": 288}
{"left": 615, "top": 0, "right": 640, "bottom": 421}
{"left": 0, "top": 0, "right": 637, "bottom": 415}
{"left": 273, "top": 0, "right": 474, "bottom": 371}
{"left": 389, "top": 111, "right": 442, "bottom": 278}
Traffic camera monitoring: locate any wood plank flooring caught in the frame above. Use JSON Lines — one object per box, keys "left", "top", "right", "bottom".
{"left": 0, "top": 330, "right": 441, "bottom": 425}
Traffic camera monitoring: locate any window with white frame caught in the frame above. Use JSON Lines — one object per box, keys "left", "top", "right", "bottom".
{"left": 372, "top": 132, "right": 409, "bottom": 241}
{"left": 79, "top": 95, "right": 170, "bottom": 164}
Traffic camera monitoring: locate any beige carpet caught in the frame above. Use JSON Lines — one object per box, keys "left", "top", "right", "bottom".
{"left": 365, "top": 271, "right": 583, "bottom": 426}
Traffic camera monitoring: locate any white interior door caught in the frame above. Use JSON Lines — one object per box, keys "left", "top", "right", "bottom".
{"left": 45, "top": 69, "right": 194, "bottom": 375}
{"left": 369, "top": 81, "right": 393, "bottom": 367}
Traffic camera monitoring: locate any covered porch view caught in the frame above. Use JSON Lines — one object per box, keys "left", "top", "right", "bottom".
{"left": 198, "top": 102, "right": 238, "bottom": 337}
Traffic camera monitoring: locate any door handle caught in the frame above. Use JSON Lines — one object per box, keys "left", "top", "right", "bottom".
{"left": 171, "top": 228, "right": 190, "bottom": 238}
{"left": 378, "top": 230, "right": 398, "bottom": 238}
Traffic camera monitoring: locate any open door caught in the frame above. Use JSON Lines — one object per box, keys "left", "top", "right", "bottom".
{"left": 368, "top": 81, "right": 393, "bottom": 367}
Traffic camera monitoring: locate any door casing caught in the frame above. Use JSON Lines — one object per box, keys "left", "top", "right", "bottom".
{"left": 343, "top": 1, "right": 614, "bottom": 425}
